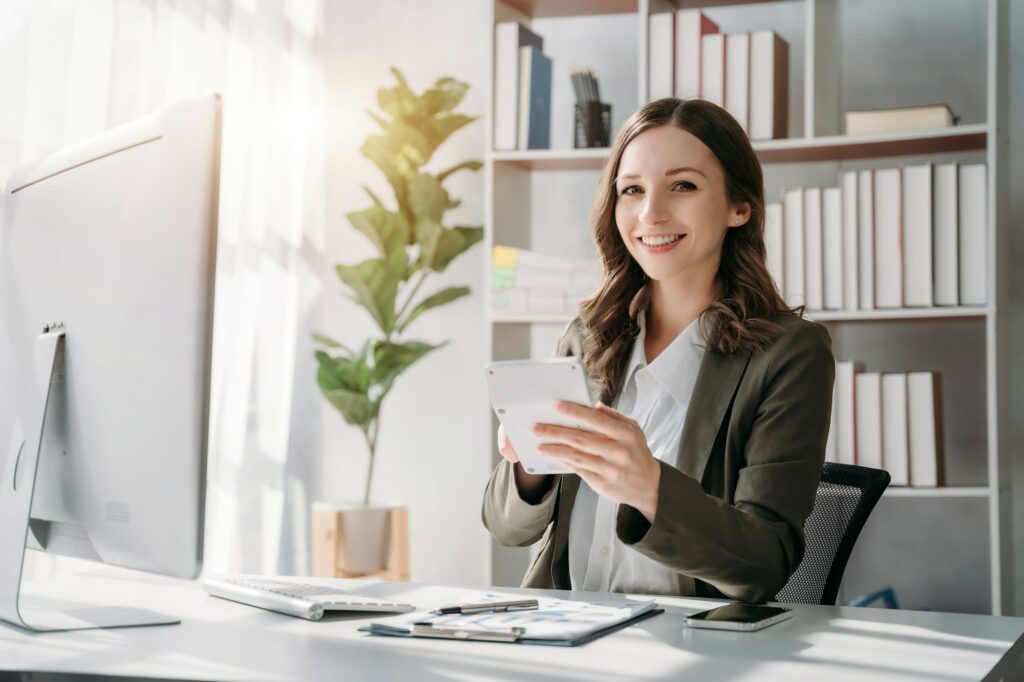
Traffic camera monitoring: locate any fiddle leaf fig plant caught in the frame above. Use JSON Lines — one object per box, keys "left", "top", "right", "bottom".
{"left": 314, "top": 68, "right": 483, "bottom": 507}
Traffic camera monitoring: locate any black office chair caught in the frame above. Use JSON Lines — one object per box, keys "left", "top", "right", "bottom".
{"left": 775, "top": 462, "right": 891, "bottom": 606}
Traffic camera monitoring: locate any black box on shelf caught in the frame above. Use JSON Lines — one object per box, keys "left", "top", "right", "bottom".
{"left": 574, "top": 102, "right": 611, "bottom": 149}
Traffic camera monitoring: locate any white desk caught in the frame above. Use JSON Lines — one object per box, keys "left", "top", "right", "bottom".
{"left": 1, "top": 569, "right": 1022, "bottom": 681}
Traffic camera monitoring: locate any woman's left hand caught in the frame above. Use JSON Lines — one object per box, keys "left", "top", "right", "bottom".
{"left": 534, "top": 401, "right": 661, "bottom": 522}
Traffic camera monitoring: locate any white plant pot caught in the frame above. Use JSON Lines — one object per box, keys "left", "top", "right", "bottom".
{"left": 311, "top": 501, "right": 402, "bottom": 576}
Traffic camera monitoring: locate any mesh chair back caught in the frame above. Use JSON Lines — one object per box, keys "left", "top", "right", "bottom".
{"left": 775, "top": 463, "right": 891, "bottom": 605}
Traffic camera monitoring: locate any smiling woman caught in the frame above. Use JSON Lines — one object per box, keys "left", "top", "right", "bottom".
{"left": 482, "top": 98, "right": 835, "bottom": 604}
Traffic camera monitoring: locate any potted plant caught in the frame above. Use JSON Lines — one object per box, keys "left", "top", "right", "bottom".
{"left": 312, "top": 68, "right": 482, "bottom": 577}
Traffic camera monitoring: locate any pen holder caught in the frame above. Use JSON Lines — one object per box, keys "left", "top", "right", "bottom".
{"left": 574, "top": 102, "right": 611, "bottom": 148}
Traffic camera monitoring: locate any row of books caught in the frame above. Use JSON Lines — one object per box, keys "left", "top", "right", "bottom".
{"left": 826, "top": 363, "right": 944, "bottom": 488}
{"left": 490, "top": 246, "right": 601, "bottom": 315}
{"left": 765, "top": 162, "right": 988, "bottom": 312}
{"left": 648, "top": 10, "right": 788, "bottom": 139}
{"left": 494, "top": 22, "right": 552, "bottom": 151}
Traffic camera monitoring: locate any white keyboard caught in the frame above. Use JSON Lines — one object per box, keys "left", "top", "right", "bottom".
{"left": 203, "top": 576, "right": 417, "bottom": 621}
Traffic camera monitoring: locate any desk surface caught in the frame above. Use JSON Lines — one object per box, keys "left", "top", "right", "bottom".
{"left": 1, "top": 569, "right": 1022, "bottom": 682}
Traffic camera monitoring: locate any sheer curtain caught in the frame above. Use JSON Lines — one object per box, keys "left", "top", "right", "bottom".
{"left": 0, "top": 0, "right": 327, "bottom": 577}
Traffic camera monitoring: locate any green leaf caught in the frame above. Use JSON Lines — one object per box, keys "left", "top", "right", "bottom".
{"left": 397, "top": 286, "right": 470, "bottom": 333}
{"left": 312, "top": 333, "right": 353, "bottom": 355}
{"left": 315, "top": 350, "right": 371, "bottom": 394}
{"left": 414, "top": 217, "right": 443, "bottom": 269}
{"left": 320, "top": 384, "right": 375, "bottom": 429}
{"left": 407, "top": 174, "right": 452, "bottom": 223}
{"left": 420, "top": 77, "right": 469, "bottom": 115}
{"left": 429, "top": 225, "right": 484, "bottom": 273}
{"left": 334, "top": 248, "right": 407, "bottom": 333}
{"left": 377, "top": 68, "right": 418, "bottom": 122}
{"left": 437, "top": 160, "right": 482, "bottom": 184}
{"left": 360, "top": 134, "right": 407, "bottom": 206}
{"left": 371, "top": 339, "right": 446, "bottom": 392}
{"left": 422, "top": 114, "right": 476, "bottom": 156}
{"left": 346, "top": 206, "right": 409, "bottom": 257}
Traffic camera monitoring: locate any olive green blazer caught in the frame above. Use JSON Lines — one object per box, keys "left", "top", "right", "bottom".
{"left": 481, "top": 314, "right": 834, "bottom": 603}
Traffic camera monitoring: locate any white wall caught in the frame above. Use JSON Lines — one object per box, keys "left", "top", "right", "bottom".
{"left": 320, "top": 0, "right": 490, "bottom": 585}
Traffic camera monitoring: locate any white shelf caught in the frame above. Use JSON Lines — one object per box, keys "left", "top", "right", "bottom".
{"left": 884, "top": 487, "right": 990, "bottom": 499}
{"left": 489, "top": 125, "right": 988, "bottom": 170}
{"left": 807, "top": 307, "right": 990, "bottom": 322}
{"left": 756, "top": 124, "right": 988, "bottom": 163}
{"left": 490, "top": 311, "right": 575, "bottom": 325}
{"left": 489, "top": 308, "right": 989, "bottom": 325}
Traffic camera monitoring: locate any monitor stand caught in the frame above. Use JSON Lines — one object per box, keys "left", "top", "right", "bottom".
{"left": 0, "top": 328, "right": 180, "bottom": 631}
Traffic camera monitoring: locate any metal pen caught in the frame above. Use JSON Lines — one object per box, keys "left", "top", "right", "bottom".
{"left": 434, "top": 598, "right": 539, "bottom": 615}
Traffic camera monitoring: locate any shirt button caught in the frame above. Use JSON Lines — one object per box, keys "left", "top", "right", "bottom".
{"left": 599, "top": 546, "right": 610, "bottom": 557}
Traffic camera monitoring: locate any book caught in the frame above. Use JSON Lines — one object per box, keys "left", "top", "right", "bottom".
{"left": 675, "top": 10, "right": 719, "bottom": 100}
{"left": 725, "top": 33, "right": 750, "bottom": 131}
{"left": 874, "top": 168, "right": 903, "bottom": 308}
{"left": 517, "top": 46, "right": 552, "bottom": 150}
{"left": 907, "top": 372, "right": 945, "bottom": 487}
{"left": 494, "top": 22, "right": 543, "bottom": 151}
{"left": 855, "top": 373, "right": 883, "bottom": 469}
{"left": 845, "top": 104, "right": 957, "bottom": 135}
{"left": 933, "top": 162, "right": 959, "bottom": 306}
{"left": 648, "top": 12, "right": 675, "bottom": 101}
{"left": 881, "top": 373, "right": 909, "bottom": 486}
{"left": 700, "top": 33, "right": 726, "bottom": 107}
{"left": 764, "top": 202, "right": 785, "bottom": 295}
{"left": 902, "top": 164, "right": 933, "bottom": 307}
{"left": 857, "top": 170, "right": 875, "bottom": 309}
{"left": 822, "top": 187, "right": 843, "bottom": 310}
{"left": 835, "top": 360, "right": 861, "bottom": 466}
{"left": 841, "top": 171, "right": 859, "bottom": 310}
{"left": 804, "top": 187, "right": 824, "bottom": 310}
{"left": 825, "top": 392, "right": 838, "bottom": 464}
{"left": 749, "top": 31, "right": 789, "bottom": 140}
{"left": 783, "top": 188, "right": 805, "bottom": 308}
{"left": 361, "top": 594, "right": 661, "bottom": 646}
{"left": 958, "top": 163, "right": 987, "bottom": 306}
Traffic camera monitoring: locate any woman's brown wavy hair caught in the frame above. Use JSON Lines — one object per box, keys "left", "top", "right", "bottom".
{"left": 579, "top": 97, "right": 802, "bottom": 396}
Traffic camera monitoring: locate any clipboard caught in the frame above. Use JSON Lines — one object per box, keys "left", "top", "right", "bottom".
{"left": 359, "top": 596, "right": 663, "bottom": 647}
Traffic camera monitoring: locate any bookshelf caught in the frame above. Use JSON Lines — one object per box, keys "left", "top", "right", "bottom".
{"left": 483, "top": 0, "right": 1013, "bottom": 615}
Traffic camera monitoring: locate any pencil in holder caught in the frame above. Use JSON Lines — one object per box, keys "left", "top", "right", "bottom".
{"left": 574, "top": 102, "right": 611, "bottom": 148}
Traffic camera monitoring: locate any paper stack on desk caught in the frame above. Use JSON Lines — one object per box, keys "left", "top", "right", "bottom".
{"left": 361, "top": 593, "right": 660, "bottom": 646}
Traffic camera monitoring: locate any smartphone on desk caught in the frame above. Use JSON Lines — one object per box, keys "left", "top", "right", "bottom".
{"left": 682, "top": 604, "right": 793, "bottom": 632}
{"left": 485, "top": 357, "right": 595, "bottom": 476}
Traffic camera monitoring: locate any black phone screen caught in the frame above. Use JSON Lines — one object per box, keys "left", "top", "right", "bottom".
{"left": 687, "top": 604, "right": 791, "bottom": 623}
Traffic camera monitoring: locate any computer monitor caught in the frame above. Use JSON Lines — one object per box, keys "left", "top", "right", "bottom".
{"left": 0, "top": 94, "right": 221, "bottom": 631}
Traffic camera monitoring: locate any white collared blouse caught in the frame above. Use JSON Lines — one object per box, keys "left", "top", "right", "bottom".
{"left": 568, "top": 311, "right": 707, "bottom": 593}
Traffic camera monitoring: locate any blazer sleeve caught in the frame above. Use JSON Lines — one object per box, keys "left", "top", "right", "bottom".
{"left": 615, "top": 321, "right": 835, "bottom": 603}
{"left": 480, "top": 319, "right": 584, "bottom": 547}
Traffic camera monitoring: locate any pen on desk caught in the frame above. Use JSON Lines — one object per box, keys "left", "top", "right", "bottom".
{"left": 434, "top": 598, "right": 539, "bottom": 615}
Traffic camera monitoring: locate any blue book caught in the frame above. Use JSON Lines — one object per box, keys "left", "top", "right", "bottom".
{"left": 518, "top": 46, "right": 552, "bottom": 150}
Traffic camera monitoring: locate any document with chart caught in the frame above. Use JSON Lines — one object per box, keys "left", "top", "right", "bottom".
{"left": 361, "top": 593, "right": 662, "bottom": 646}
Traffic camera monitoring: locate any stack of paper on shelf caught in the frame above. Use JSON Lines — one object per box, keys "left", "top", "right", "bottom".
{"left": 771, "top": 162, "right": 987, "bottom": 313}
{"left": 828, "top": 362, "right": 945, "bottom": 488}
{"left": 491, "top": 246, "right": 601, "bottom": 316}
{"left": 845, "top": 104, "right": 957, "bottom": 135}
{"left": 647, "top": 10, "right": 788, "bottom": 139}
{"left": 494, "top": 22, "right": 551, "bottom": 151}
